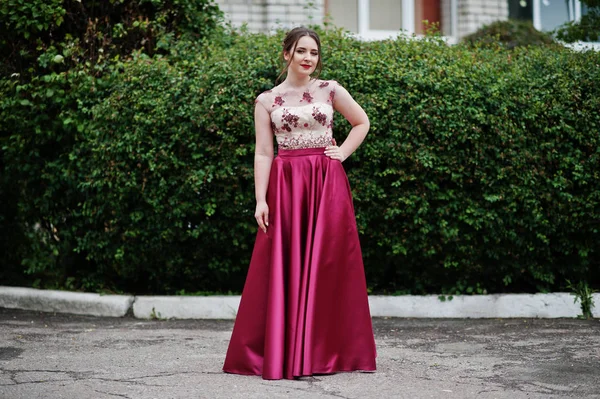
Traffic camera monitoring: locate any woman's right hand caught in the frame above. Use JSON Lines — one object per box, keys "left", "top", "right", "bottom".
{"left": 255, "top": 201, "right": 269, "bottom": 233}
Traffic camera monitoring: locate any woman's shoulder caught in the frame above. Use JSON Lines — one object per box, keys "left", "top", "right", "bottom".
{"left": 314, "top": 79, "right": 341, "bottom": 89}
{"left": 313, "top": 79, "right": 346, "bottom": 104}
{"left": 314, "top": 79, "right": 345, "bottom": 98}
{"left": 255, "top": 88, "right": 277, "bottom": 110}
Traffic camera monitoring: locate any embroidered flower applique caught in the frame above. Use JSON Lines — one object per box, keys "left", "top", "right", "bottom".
{"left": 301, "top": 91, "right": 313, "bottom": 103}
{"left": 328, "top": 89, "right": 335, "bottom": 103}
{"left": 312, "top": 107, "right": 328, "bottom": 126}
{"left": 319, "top": 81, "right": 329, "bottom": 88}
{"left": 273, "top": 96, "right": 284, "bottom": 107}
{"left": 282, "top": 109, "right": 300, "bottom": 128}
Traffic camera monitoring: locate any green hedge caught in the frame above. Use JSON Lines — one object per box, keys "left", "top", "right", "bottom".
{"left": 1, "top": 25, "right": 599, "bottom": 294}
{"left": 461, "top": 19, "right": 557, "bottom": 50}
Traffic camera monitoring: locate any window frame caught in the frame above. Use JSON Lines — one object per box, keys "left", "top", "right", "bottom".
{"left": 356, "top": 0, "right": 416, "bottom": 39}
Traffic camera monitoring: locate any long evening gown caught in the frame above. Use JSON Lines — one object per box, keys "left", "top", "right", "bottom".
{"left": 223, "top": 79, "right": 376, "bottom": 380}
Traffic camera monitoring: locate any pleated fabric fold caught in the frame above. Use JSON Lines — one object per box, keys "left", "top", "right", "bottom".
{"left": 223, "top": 147, "right": 376, "bottom": 380}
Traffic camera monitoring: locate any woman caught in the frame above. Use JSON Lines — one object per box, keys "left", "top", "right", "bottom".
{"left": 223, "top": 27, "right": 376, "bottom": 380}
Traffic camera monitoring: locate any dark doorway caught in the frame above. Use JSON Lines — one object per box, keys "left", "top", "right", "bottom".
{"left": 508, "top": 0, "right": 533, "bottom": 20}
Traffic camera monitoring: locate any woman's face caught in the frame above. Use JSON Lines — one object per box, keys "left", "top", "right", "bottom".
{"left": 284, "top": 35, "right": 319, "bottom": 78}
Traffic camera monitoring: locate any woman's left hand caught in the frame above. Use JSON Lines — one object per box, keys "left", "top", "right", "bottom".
{"left": 324, "top": 145, "right": 346, "bottom": 162}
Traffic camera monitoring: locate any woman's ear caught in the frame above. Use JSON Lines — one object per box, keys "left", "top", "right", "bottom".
{"left": 283, "top": 51, "right": 290, "bottom": 62}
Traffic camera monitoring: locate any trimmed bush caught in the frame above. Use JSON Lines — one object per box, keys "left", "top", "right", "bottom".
{"left": 0, "top": 0, "right": 224, "bottom": 292}
{"left": 555, "top": 0, "right": 600, "bottom": 43}
{"left": 0, "top": 0, "right": 222, "bottom": 77}
{"left": 462, "top": 19, "right": 558, "bottom": 50}
{"left": 1, "top": 26, "right": 599, "bottom": 294}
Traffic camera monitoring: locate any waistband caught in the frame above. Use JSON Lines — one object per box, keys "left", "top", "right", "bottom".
{"left": 277, "top": 147, "right": 327, "bottom": 158}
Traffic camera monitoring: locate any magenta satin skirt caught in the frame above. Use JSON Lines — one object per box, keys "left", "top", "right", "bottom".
{"left": 223, "top": 147, "right": 377, "bottom": 380}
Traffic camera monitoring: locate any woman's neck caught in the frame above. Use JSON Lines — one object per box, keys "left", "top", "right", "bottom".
{"left": 283, "top": 74, "right": 312, "bottom": 90}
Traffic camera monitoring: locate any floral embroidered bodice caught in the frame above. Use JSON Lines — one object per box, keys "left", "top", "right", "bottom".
{"left": 256, "top": 79, "right": 338, "bottom": 150}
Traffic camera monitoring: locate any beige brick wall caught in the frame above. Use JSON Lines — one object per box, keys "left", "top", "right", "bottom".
{"left": 215, "top": 0, "right": 324, "bottom": 33}
{"left": 457, "top": 0, "right": 508, "bottom": 37}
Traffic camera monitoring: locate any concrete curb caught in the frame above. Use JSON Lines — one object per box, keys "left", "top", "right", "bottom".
{"left": 369, "top": 293, "right": 598, "bottom": 318}
{"left": 0, "top": 286, "right": 134, "bottom": 317}
{"left": 1, "top": 286, "right": 599, "bottom": 319}
{"left": 133, "top": 295, "right": 241, "bottom": 319}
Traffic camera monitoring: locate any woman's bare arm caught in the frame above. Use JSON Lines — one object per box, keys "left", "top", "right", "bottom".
{"left": 324, "top": 84, "right": 369, "bottom": 161}
{"left": 254, "top": 101, "right": 274, "bottom": 233}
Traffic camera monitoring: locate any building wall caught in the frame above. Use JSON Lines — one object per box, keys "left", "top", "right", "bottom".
{"left": 214, "top": 0, "right": 324, "bottom": 33}
{"left": 457, "top": 0, "right": 508, "bottom": 37}
{"left": 215, "top": 0, "right": 508, "bottom": 39}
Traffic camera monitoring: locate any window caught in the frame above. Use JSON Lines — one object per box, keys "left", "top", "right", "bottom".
{"left": 328, "top": 0, "right": 359, "bottom": 32}
{"left": 533, "top": 0, "right": 581, "bottom": 31}
{"left": 327, "top": 0, "right": 415, "bottom": 39}
{"left": 367, "top": 0, "right": 404, "bottom": 32}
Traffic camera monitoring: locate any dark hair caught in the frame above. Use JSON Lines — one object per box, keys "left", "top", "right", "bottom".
{"left": 276, "top": 27, "right": 323, "bottom": 83}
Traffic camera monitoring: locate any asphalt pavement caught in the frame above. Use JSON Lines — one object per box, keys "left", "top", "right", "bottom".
{"left": 0, "top": 308, "right": 599, "bottom": 399}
